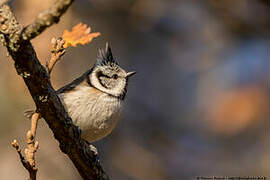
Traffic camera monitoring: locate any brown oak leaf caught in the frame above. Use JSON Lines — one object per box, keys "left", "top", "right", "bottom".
{"left": 62, "top": 23, "right": 100, "bottom": 48}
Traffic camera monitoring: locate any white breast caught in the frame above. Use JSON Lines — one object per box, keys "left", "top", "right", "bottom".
{"left": 58, "top": 85, "right": 122, "bottom": 142}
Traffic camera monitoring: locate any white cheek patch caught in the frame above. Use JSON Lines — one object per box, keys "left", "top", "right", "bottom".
{"left": 90, "top": 70, "right": 126, "bottom": 97}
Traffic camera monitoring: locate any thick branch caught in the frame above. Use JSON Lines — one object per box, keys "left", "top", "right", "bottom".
{"left": 22, "top": 0, "right": 74, "bottom": 40}
{"left": 0, "top": 3, "right": 109, "bottom": 180}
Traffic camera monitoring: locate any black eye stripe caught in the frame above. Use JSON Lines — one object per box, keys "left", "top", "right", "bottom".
{"left": 98, "top": 73, "right": 110, "bottom": 79}
{"left": 100, "top": 74, "right": 118, "bottom": 79}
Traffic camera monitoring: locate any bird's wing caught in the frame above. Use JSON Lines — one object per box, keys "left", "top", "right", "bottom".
{"left": 56, "top": 68, "right": 93, "bottom": 94}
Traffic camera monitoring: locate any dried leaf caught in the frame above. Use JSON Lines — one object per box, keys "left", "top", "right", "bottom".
{"left": 62, "top": 23, "right": 100, "bottom": 48}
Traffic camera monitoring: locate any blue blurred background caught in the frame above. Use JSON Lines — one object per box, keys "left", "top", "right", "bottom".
{"left": 1, "top": 0, "right": 270, "bottom": 179}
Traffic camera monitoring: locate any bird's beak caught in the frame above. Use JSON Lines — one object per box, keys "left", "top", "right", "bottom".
{"left": 127, "top": 71, "right": 136, "bottom": 78}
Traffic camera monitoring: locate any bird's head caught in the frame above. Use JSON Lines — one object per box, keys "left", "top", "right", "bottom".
{"left": 89, "top": 43, "right": 135, "bottom": 99}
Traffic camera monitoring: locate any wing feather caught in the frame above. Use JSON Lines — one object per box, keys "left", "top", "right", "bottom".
{"left": 56, "top": 68, "right": 93, "bottom": 94}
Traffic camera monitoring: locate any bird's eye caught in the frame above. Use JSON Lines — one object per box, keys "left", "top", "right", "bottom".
{"left": 112, "top": 74, "right": 118, "bottom": 79}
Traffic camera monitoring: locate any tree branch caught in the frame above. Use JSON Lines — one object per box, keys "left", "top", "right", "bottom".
{"left": 46, "top": 37, "right": 66, "bottom": 74}
{"left": 0, "top": 2, "right": 109, "bottom": 180}
{"left": 12, "top": 139, "right": 38, "bottom": 180}
{"left": 22, "top": 0, "right": 74, "bottom": 40}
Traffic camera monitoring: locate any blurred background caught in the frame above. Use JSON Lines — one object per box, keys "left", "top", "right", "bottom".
{"left": 1, "top": 0, "right": 270, "bottom": 179}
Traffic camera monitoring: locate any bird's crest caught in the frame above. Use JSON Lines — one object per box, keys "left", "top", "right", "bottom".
{"left": 96, "top": 43, "right": 118, "bottom": 66}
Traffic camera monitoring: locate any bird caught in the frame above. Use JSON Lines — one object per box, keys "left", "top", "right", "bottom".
{"left": 26, "top": 43, "right": 136, "bottom": 143}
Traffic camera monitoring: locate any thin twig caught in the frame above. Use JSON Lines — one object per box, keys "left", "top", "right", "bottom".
{"left": 31, "top": 112, "right": 40, "bottom": 137}
{"left": 46, "top": 37, "right": 66, "bottom": 74}
{"left": 12, "top": 137, "right": 38, "bottom": 180}
{"left": 11, "top": 113, "right": 40, "bottom": 180}
{"left": 22, "top": 0, "right": 74, "bottom": 40}
{"left": 25, "top": 130, "right": 39, "bottom": 168}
